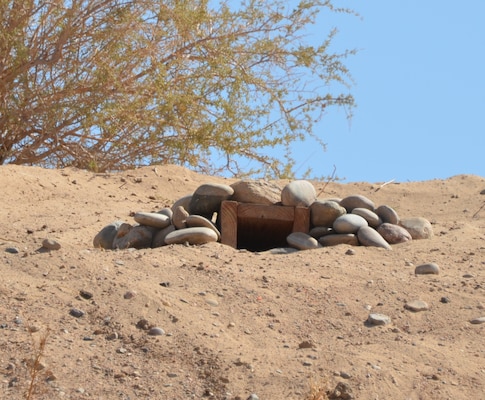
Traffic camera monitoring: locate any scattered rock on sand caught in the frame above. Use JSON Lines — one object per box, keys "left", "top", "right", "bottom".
{"left": 415, "top": 263, "right": 440, "bottom": 275}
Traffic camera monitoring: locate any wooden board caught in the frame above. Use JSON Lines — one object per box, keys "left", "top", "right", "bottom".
{"left": 220, "top": 201, "right": 310, "bottom": 249}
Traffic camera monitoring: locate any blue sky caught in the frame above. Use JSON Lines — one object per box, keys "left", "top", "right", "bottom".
{"left": 288, "top": 1, "right": 485, "bottom": 182}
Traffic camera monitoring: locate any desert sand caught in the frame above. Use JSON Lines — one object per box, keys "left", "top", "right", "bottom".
{"left": 1, "top": 164, "right": 484, "bottom": 400}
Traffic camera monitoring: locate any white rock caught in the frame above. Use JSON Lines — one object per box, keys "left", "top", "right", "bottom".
{"left": 134, "top": 212, "right": 171, "bottom": 229}
{"left": 357, "top": 226, "right": 392, "bottom": 250}
{"left": 165, "top": 227, "right": 218, "bottom": 245}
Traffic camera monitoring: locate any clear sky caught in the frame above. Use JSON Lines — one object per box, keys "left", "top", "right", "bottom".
{"left": 288, "top": 1, "right": 485, "bottom": 182}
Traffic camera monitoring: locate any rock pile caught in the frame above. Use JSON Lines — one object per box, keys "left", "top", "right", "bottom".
{"left": 93, "top": 179, "right": 433, "bottom": 251}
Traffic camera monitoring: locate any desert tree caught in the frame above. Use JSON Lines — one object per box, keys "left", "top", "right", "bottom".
{"left": 0, "top": 0, "right": 355, "bottom": 177}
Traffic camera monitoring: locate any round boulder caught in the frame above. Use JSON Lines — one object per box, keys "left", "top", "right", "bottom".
{"left": 319, "top": 233, "right": 359, "bottom": 247}
{"left": 113, "top": 225, "right": 155, "bottom": 250}
{"left": 93, "top": 221, "right": 125, "bottom": 249}
{"left": 333, "top": 214, "right": 368, "bottom": 234}
{"left": 339, "top": 195, "right": 375, "bottom": 212}
{"left": 399, "top": 217, "right": 433, "bottom": 239}
{"left": 376, "top": 205, "right": 400, "bottom": 225}
{"left": 377, "top": 223, "right": 412, "bottom": 244}
{"left": 165, "top": 227, "right": 218, "bottom": 245}
{"left": 357, "top": 226, "right": 391, "bottom": 250}
{"left": 286, "top": 232, "right": 321, "bottom": 250}
{"left": 231, "top": 180, "right": 281, "bottom": 205}
{"left": 351, "top": 208, "right": 382, "bottom": 228}
{"left": 189, "top": 183, "right": 234, "bottom": 219}
{"left": 310, "top": 200, "right": 346, "bottom": 227}
{"left": 281, "top": 180, "right": 316, "bottom": 207}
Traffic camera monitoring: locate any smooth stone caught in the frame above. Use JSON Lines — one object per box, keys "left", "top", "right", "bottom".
{"left": 376, "top": 205, "right": 400, "bottom": 224}
{"left": 357, "top": 226, "right": 392, "bottom": 250}
{"left": 377, "top": 223, "right": 412, "bottom": 244}
{"left": 470, "top": 317, "right": 485, "bottom": 324}
{"left": 286, "top": 232, "right": 321, "bottom": 250}
{"left": 310, "top": 200, "right": 346, "bottom": 227}
{"left": 309, "top": 226, "right": 333, "bottom": 239}
{"left": 151, "top": 225, "right": 176, "bottom": 248}
{"left": 267, "top": 247, "right": 300, "bottom": 255}
{"left": 415, "top": 263, "right": 440, "bottom": 275}
{"left": 230, "top": 179, "right": 281, "bottom": 205}
{"left": 42, "top": 238, "right": 61, "bottom": 251}
{"left": 5, "top": 247, "right": 20, "bottom": 254}
{"left": 339, "top": 194, "right": 375, "bottom": 212}
{"left": 171, "top": 195, "right": 192, "bottom": 214}
{"left": 333, "top": 214, "right": 368, "bottom": 234}
{"left": 172, "top": 205, "right": 189, "bottom": 229}
{"left": 399, "top": 217, "right": 433, "bottom": 239}
{"left": 134, "top": 212, "right": 171, "bottom": 229}
{"left": 69, "top": 308, "right": 85, "bottom": 318}
{"left": 281, "top": 180, "right": 316, "bottom": 207}
{"left": 367, "top": 313, "right": 391, "bottom": 326}
{"left": 319, "top": 233, "right": 359, "bottom": 247}
{"left": 165, "top": 227, "right": 218, "bottom": 245}
{"left": 404, "top": 300, "right": 429, "bottom": 312}
{"left": 93, "top": 221, "right": 125, "bottom": 249}
{"left": 156, "top": 207, "right": 173, "bottom": 220}
{"left": 113, "top": 225, "right": 155, "bottom": 249}
{"left": 186, "top": 215, "right": 221, "bottom": 240}
{"left": 147, "top": 327, "right": 165, "bottom": 336}
{"left": 352, "top": 208, "right": 382, "bottom": 228}
{"left": 189, "top": 183, "right": 234, "bottom": 218}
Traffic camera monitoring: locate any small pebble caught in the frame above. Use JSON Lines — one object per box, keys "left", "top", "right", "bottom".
{"left": 415, "top": 263, "right": 440, "bottom": 275}
{"left": 470, "top": 317, "right": 485, "bottom": 325}
{"left": 367, "top": 313, "right": 391, "bottom": 326}
{"left": 5, "top": 247, "right": 19, "bottom": 254}
{"left": 69, "top": 308, "right": 85, "bottom": 318}
{"left": 42, "top": 238, "right": 61, "bottom": 251}
{"left": 147, "top": 327, "right": 165, "bottom": 336}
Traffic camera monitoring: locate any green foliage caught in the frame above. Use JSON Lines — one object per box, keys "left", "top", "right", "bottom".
{"left": 0, "top": 0, "right": 356, "bottom": 178}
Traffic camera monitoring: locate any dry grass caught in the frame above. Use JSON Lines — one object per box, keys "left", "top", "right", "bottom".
{"left": 25, "top": 328, "right": 50, "bottom": 400}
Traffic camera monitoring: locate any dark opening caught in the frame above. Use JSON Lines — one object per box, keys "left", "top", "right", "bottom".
{"left": 236, "top": 217, "right": 293, "bottom": 251}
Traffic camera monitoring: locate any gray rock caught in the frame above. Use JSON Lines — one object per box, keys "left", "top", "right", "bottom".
{"left": 113, "top": 224, "right": 155, "bottom": 249}
{"left": 157, "top": 207, "right": 173, "bottom": 220}
{"left": 309, "top": 226, "right": 333, "bottom": 239}
{"left": 147, "top": 327, "right": 165, "bottom": 336}
{"left": 93, "top": 221, "right": 125, "bottom": 249}
{"left": 134, "top": 212, "right": 171, "bottom": 229}
{"left": 186, "top": 214, "right": 221, "bottom": 240}
{"left": 172, "top": 195, "right": 192, "bottom": 214}
{"left": 151, "top": 224, "right": 176, "bottom": 248}
{"left": 231, "top": 179, "right": 281, "bottom": 205}
{"left": 333, "top": 214, "right": 368, "bottom": 234}
{"left": 399, "top": 217, "right": 433, "bottom": 239}
{"left": 367, "top": 313, "right": 391, "bottom": 326}
{"left": 404, "top": 300, "right": 429, "bottom": 312}
{"left": 93, "top": 221, "right": 124, "bottom": 250}
{"left": 339, "top": 194, "right": 375, "bottom": 212}
{"left": 5, "top": 247, "right": 19, "bottom": 254}
{"left": 310, "top": 200, "right": 346, "bottom": 227}
{"left": 357, "top": 226, "right": 392, "bottom": 250}
{"left": 286, "top": 232, "right": 321, "bottom": 250}
{"left": 42, "top": 238, "right": 61, "bottom": 251}
{"left": 415, "top": 263, "right": 440, "bottom": 275}
{"left": 172, "top": 205, "right": 189, "bottom": 229}
{"left": 266, "top": 247, "right": 300, "bottom": 255}
{"left": 376, "top": 205, "right": 400, "bottom": 224}
{"left": 377, "top": 223, "right": 412, "bottom": 244}
{"left": 165, "top": 227, "right": 218, "bottom": 245}
{"left": 352, "top": 208, "right": 382, "bottom": 228}
{"left": 281, "top": 180, "right": 316, "bottom": 207}
{"left": 319, "top": 233, "right": 359, "bottom": 247}
{"left": 470, "top": 317, "right": 485, "bottom": 324}
{"left": 189, "top": 183, "right": 234, "bottom": 219}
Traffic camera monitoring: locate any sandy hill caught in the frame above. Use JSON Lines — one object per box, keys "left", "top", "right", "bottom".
{"left": 0, "top": 165, "right": 484, "bottom": 400}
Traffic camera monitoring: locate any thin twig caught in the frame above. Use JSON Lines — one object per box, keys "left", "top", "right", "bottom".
{"left": 375, "top": 178, "right": 396, "bottom": 192}
{"left": 317, "top": 165, "right": 337, "bottom": 198}
{"left": 472, "top": 201, "right": 485, "bottom": 219}
{"left": 0, "top": 237, "right": 21, "bottom": 243}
